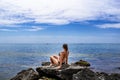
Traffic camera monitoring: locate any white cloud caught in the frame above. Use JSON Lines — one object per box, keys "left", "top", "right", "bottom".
{"left": 24, "top": 26, "right": 44, "bottom": 31}
{"left": 97, "top": 23, "right": 120, "bottom": 28}
{"left": 0, "top": 28, "right": 17, "bottom": 32}
{"left": 0, "top": 0, "right": 120, "bottom": 26}
{"left": 0, "top": 26, "right": 43, "bottom": 32}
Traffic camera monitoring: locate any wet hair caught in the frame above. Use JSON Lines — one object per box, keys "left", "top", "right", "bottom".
{"left": 63, "top": 44, "right": 68, "bottom": 51}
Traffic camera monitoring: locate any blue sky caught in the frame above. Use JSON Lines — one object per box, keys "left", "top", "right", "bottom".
{"left": 0, "top": 0, "right": 120, "bottom": 43}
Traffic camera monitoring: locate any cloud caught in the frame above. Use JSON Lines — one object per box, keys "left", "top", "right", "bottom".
{"left": 24, "top": 26, "right": 44, "bottom": 31}
{"left": 0, "top": 28, "right": 17, "bottom": 32}
{"left": 96, "top": 23, "right": 120, "bottom": 28}
{"left": 0, "top": 0, "right": 120, "bottom": 26}
{"left": 0, "top": 26, "right": 43, "bottom": 32}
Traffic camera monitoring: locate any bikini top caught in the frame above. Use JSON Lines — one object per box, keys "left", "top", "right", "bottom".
{"left": 59, "top": 51, "right": 69, "bottom": 56}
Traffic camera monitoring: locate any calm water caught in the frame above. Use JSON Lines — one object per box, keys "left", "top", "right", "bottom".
{"left": 0, "top": 43, "right": 120, "bottom": 80}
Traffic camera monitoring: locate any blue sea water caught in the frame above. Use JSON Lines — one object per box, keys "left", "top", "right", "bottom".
{"left": 0, "top": 43, "right": 120, "bottom": 80}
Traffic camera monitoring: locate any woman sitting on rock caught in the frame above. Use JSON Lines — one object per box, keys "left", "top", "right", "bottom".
{"left": 50, "top": 44, "right": 69, "bottom": 69}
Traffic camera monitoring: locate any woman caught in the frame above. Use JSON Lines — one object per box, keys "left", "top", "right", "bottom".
{"left": 50, "top": 44, "right": 69, "bottom": 69}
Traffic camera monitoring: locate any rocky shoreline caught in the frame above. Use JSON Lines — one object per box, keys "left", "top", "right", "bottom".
{"left": 10, "top": 60, "right": 120, "bottom": 80}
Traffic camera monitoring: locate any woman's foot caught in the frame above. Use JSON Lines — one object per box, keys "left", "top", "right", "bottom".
{"left": 49, "top": 63, "right": 53, "bottom": 67}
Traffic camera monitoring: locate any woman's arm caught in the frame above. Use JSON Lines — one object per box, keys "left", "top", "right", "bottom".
{"left": 66, "top": 52, "right": 69, "bottom": 64}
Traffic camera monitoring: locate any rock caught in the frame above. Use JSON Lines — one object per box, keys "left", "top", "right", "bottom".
{"left": 36, "top": 63, "right": 87, "bottom": 80}
{"left": 59, "top": 67, "right": 85, "bottom": 80}
{"left": 11, "top": 60, "right": 120, "bottom": 80}
{"left": 73, "top": 68, "right": 97, "bottom": 80}
{"left": 116, "top": 67, "right": 120, "bottom": 70}
{"left": 96, "top": 72, "right": 109, "bottom": 80}
{"left": 73, "top": 69, "right": 120, "bottom": 80}
{"left": 109, "top": 73, "right": 120, "bottom": 80}
{"left": 73, "top": 60, "right": 91, "bottom": 67}
{"left": 41, "top": 62, "right": 50, "bottom": 66}
{"left": 10, "top": 68, "right": 40, "bottom": 80}
{"left": 39, "top": 76, "right": 57, "bottom": 80}
{"left": 36, "top": 60, "right": 91, "bottom": 80}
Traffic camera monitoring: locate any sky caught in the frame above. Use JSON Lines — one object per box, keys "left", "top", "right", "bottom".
{"left": 0, "top": 0, "right": 120, "bottom": 43}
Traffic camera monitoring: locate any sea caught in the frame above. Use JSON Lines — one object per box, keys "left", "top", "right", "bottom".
{"left": 0, "top": 43, "right": 120, "bottom": 80}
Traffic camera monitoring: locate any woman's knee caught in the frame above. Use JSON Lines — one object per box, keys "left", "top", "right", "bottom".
{"left": 50, "top": 56, "right": 53, "bottom": 59}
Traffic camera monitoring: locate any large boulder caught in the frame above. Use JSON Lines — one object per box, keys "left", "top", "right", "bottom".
{"left": 10, "top": 68, "right": 40, "bottom": 80}
{"left": 36, "top": 60, "right": 90, "bottom": 80}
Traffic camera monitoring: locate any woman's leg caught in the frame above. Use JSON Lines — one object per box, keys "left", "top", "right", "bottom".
{"left": 50, "top": 56, "right": 53, "bottom": 64}
{"left": 53, "top": 55, "right": 59, "bottom": 60}
{"left": 50, "top": 56, "right": 59, "bottom": 66}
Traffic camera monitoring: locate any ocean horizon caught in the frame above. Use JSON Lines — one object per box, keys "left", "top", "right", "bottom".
{"left": 0, "top": 43, "right": 120, "bottom": 80}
